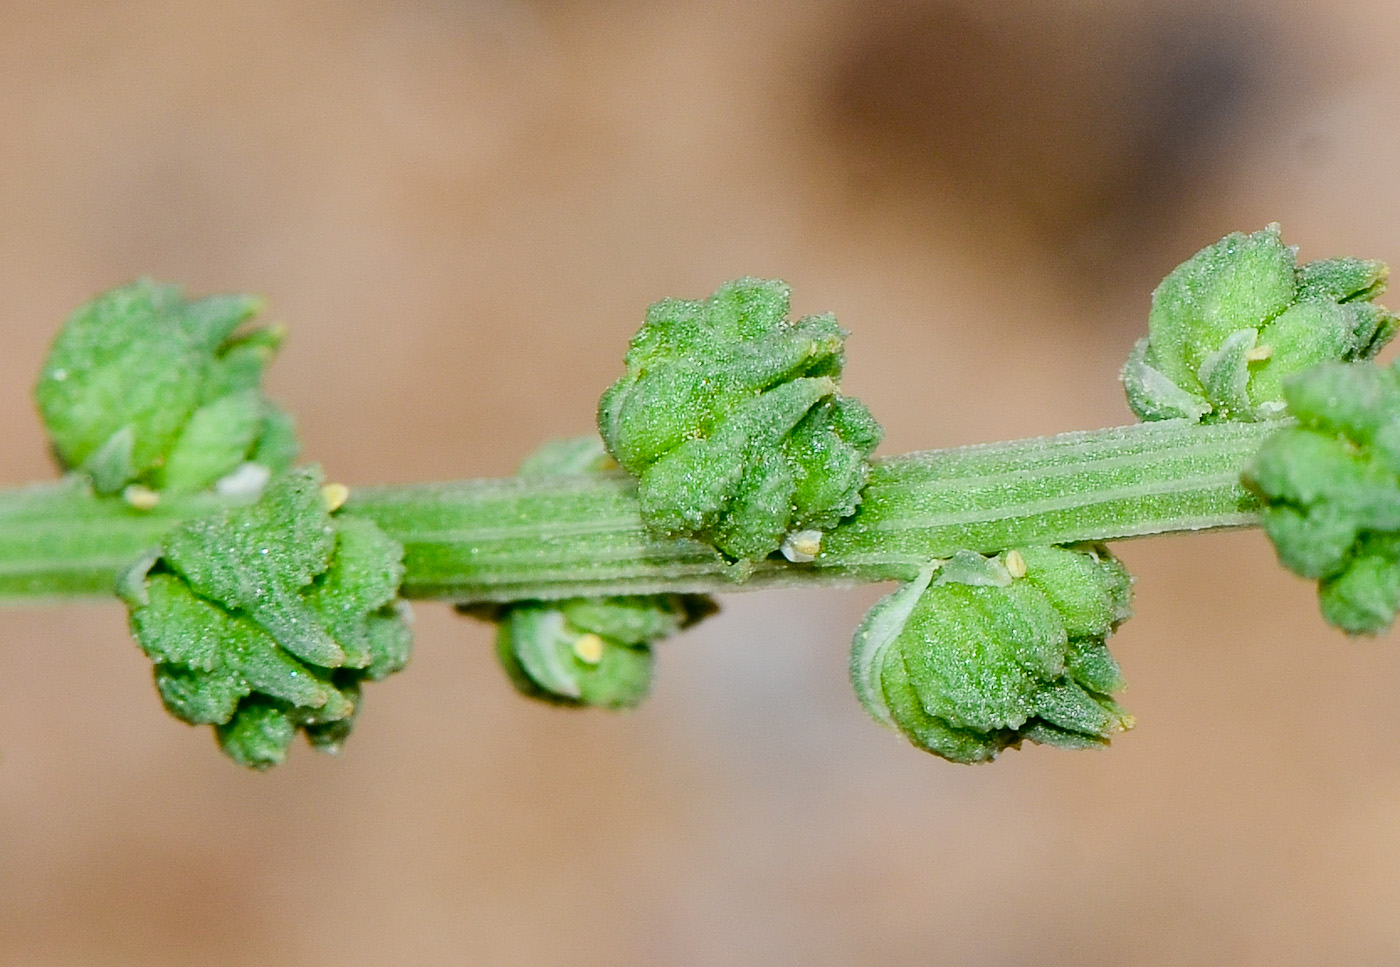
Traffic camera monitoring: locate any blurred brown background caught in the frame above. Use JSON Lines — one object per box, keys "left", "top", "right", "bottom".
{"left": 3, "top": 1, "right": 1400, "bottom": 964}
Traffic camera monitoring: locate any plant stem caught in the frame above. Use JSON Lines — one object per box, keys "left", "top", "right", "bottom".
{"left": 0, "top": 418, "right": 1277, "bottom": 606}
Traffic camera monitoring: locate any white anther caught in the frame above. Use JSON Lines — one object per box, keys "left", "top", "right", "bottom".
{"left": 781, "top": 529, "right": 823, "bottom": 563}
{"left": 1004, "top": 549, "right": 1027, "bottom": 579}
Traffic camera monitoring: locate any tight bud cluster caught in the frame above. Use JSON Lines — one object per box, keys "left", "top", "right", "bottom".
{"left": 851, "top": 546, "right": 1133, "bottom": 763}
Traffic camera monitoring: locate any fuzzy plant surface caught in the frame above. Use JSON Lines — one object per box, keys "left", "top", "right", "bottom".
{"left": 851, "top": 546, "right": 1132, "bottom": 763}
{"left": 1123, "top": 224, "right": 1396, "bottom": 424}
{"left": 35, "top": 279, "right": 298, "bottom": 499}
{"left": 118, "top": 466, "right": 412, "bottom": 768}
{"left": 1244, "top": 360, "right": 1400, "bottom": 635}
{"left": 597, "top": 277, "right": 883, "bottom": 566}
{"left": 5, "top": 224, "right": 1400, "bottom": 769}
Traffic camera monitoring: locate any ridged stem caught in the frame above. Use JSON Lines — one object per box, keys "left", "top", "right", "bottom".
{"left": 0, "top": 418, "right": 1277, "bottom": 605}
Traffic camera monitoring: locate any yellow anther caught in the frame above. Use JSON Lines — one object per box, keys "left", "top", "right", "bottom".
{"left": 122, "top": 485, "right": 160, "bottom": 510}
{"left": 1245, "top": 344, "right": 1273, "bottom": 362}
{"left": 1004, "top": 549, "right": 1027, "bottom": 579}
{"left": 781, "top": 529, "right": 823, "bottom": 563}
{"left": 572, "top": 633, "right": 605, "bottom": 665}
{"left": 321, "top": 483, "right": 350, "bottom": 513}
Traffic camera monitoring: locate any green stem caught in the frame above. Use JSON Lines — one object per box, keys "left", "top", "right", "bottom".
{"left": 0, "top": 418, "right": 1276, "bottom": 605}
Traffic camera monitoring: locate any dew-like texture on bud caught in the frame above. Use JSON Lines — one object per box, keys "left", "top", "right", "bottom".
{"left": 850, "top": 546, "right": 1133, "bottom": 764}
{"left": 1123, "top": 226, "right": 1397, "bottom": 424}
{"left": 597, "top": 278, "right": 883, "bottom": 564}
{"left": 35, "top": 279, "right": 298, "bottom": 495}
{"left": 467, "top": 436, "right": 718, "bottom": 708}
{"left": 118, "top": 467, "right": 412, "bottom": 769}
{"left": 1243, "top": 360, "right": 1400, "bottom": 635}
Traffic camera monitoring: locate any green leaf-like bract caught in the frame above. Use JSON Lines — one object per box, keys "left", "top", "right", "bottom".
{"left": 118, "top": 467, "right": 412, "bottom": 768}
{"left": 1123, "top": 226, "right": 1397, "bottom": 424}
{"left": 35, "top": 279, "right": 297, "bottom": 495}
{"left": 1244, "top": 360, "right": 1400, "bottom": 634}
{"left": 468, "top": 436, "right": 717, "bottom": 708}
{"left": 850, "top": 546, "right": 1134, "bottom": 763}
{"left": 598, "top": 278, "right": 883, "bottom": 564}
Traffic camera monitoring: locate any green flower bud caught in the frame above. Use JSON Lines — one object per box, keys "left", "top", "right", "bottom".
{"left": 118, "top": 467, "right": 412, "bottom": 768}
{"left": 598, "top": 278, "right": 883, "bottom": 564}
{"left": 851, "top": 546, "right": 1133, "bottom": 763}
{"left": 1243, "top": 360, "right": 1400, "bottom": 634}
{"left": 492, "top": 594, "right": 715, "bottom": 709}
{"left": 465, "top": 436, "right": 717, "bottom": 708}
{"left": 35, "top": 279, "right": 298, "bottom": 496}
{"left": 1123, "top": 226, "right": 1397, "bottom": 424}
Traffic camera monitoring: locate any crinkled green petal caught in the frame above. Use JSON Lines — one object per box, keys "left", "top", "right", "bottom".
{"left": 850, "top": 545, "right": 1134, "bottom": 764}
{"left": 217, "top": 698, "right": 299, "bottom": 770}
{"left": 35, "top": 279, "right": 297, "bottom": 495}
{"left": 120, "top": 466, "right": 412, "bottom": 768}
{"left": 1124, "top": 226, "right": 1397, "bottom": 424}
{"left": 1244, "top": 359, "right": 1400, "bottom": 634}
{"left": 160, "top": 390, "right": 267, "bottom": 494}
{"left": 598, "top": 278, "right": 882, "bottom": 563}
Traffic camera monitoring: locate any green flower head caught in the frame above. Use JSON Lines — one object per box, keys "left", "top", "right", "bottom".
{"left": 491, "top": 594, "right": 716, "bottom": 709}
{"left": 119, "top": 467, "right": 412, "bottom": 768}
{"left": 1245, "top": 359, "right": 1400, "bottom": 634}
{"left": 598, "top": 278, "right": 882, "bottom": 565}
{"left": 1123, "top": 226, "right": 1396, "bottom": 424}
{"left": 851, "top": 546, "right": 1134, "bottom": 763}
{"left": 36, "top": 279, "right": 297, "bottom": 496}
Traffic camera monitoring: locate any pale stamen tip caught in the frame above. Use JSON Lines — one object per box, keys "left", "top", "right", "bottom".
{"left": 122, "top": 485, "right": 160, "bottom": 510}
{"left": 1004, "top": 549, "right": 1027, "bottom": 579}
{"left": 572, "top": 633, "right": 605, "bottom": 665}
{"left": 321, "top": 483, "right": 350, "bottom": 513}
{"left": 781, "top": 529, "right": 823, "bottom": 563}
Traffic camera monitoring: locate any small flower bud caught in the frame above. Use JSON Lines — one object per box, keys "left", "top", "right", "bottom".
{"left": 1123, "top": 226, "right": 1397, "bottom": 424}
{"left": 493, "top": 594, "right": 715, "bottom": 709}
{"left": 119, "top": 467, "right": 412, "bottom": 768}
{"left": 1244, "top": 359, "right": 1400, "bottom": 634}
{"left": 35, "top": 280, "right": 298, "bottom": 495}
{"left": 851, "top": 546, "right": 1133, "bottom": 764}
{"left": 598, "top": 279, "right": 882, "bottom": 563}
{"left": 469, "top": 436, "right": 719, "bottom": 709}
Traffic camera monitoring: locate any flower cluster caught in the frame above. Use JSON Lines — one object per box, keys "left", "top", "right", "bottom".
{"left": 598, "top": 278, "right": 881, "bottom": 565}
{"left": 851, "top": 546, "right": 1133, "bottom": 763}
